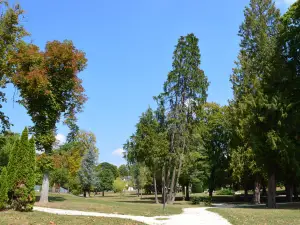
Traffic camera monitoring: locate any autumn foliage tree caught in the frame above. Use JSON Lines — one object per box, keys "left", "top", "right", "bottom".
{"left": 12, "top": 40, "right": 87, "bottom": 203}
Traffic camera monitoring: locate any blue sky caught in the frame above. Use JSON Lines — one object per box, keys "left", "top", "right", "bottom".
{"left": 4, "top": 0, "right": 296, "bottom": 166}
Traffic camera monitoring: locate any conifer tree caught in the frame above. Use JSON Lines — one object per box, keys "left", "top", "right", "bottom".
{"left": 0, "top": 167, "right": 8, "bottom": 209}
{"left": 8, "top": 128, "right": 36, "bottom": 211}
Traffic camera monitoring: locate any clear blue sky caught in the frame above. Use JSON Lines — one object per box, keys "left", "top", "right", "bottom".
{"left": 4, "top": 0, "right": 295, "bottom": 166}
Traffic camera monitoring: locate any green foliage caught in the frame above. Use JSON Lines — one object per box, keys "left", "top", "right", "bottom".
{"left": 50, "top": 168, "right": 69, "bottom": 188}
{"left": 216, "top": 188, "right": 234, "bottom": 196}
{"left": 0, "top": 167, "right": 8, "bottom": 209}
{"left": 7, "top": 128, "right": 36, "bottom": 211}
{"left": 113, "top": 177, "right": 126, "bottom": 193}
{"left": 201, "top": 103, "right": 231, "bottom": 195}
{"left": 0, "top": 1, "right": 28, "bottom": 131}
{"left": 191, "top": 182, "right": 203, "bottom": 193}
{"left": 96, "top": 169, "right": 114, "bottom": 194}
{"left": 191, "top": 196, "right": 205, "bottom": 205}
{"left": 97, "top": 162, "right": 119, "bottom": 179}
{"left": 118, "top": 164, "right": 129, "bottom": 178}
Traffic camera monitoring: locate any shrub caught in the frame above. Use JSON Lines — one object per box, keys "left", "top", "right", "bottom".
{"left": 0, "top": 167, "right": 8, "bottom": 210}
{"left": 204, "top": 197, "right": 212, "bottom": 206}
{"left": 71, "top": 189, "right": 81, "bottom": 196}
{"left": 113, "top": 178, "right": 126, "bottom": 193}
{"left": 191, "top": 182, "right": 203, "bottom": 193}
{"left": 216, "top": 188, "right": 234, "bottom": 196}
{"left": 191, "top": 196, "right": 204, "bottom": 205}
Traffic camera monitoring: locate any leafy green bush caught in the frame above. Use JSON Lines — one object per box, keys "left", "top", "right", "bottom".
{"left": 191, "top": 182, "right": 203, "bottom": 193}
{"left": 113, "top": 178, "right": 126, "bottom": 193}
{"left": 216, "top": 188, "right": 234, "bottom": 195}
{"left": 204, "top": 197, "right": 212, "bottom": 206}
{"left": 191, "top": 196, "right": 204, "bottom": 205}
{"left": 71, "top": 189, "right": 81, "bottom": 196}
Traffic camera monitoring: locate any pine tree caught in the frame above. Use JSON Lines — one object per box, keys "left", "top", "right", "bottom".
{"left": 8, "top": 128, "right": 36, "bottom": 211}
{"left": 230, "top": 0, "right": 281, "bottom": 208}
{"left": 0, "top": 167, "right": 8, "bottom": 209}
{"left": 78, "top": 146, "right": 97, "bottom": 197}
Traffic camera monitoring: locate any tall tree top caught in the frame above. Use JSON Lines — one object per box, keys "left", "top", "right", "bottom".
{"left": 12, "top": 40, "right": 87, "bottom": 153}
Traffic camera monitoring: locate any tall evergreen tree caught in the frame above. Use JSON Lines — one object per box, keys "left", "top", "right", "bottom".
{"left": 230, "top": 0, "right": 281, "bottom": 208}
{"left": 160, "top": 33, "right": 208, "bottom": 204}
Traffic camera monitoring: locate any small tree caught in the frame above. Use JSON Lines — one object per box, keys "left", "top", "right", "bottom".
{"left": 7, "top": 128, "right": 36, "bottom": 211}
{"left": 78, "top": 147, "right": 97, "bottom": 197}
{"left": 0, "top": 167, "right": 8, "bottom": 209}
{"left": 96, "top": 169, "right": 114, "bottom": 196}
{"left": 113, "top": 178, "right": 126, "bottom": 194}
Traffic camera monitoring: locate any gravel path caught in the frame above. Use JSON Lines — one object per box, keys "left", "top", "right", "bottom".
{"left": 34, "top": 206, "right": 231, "bottom": 225}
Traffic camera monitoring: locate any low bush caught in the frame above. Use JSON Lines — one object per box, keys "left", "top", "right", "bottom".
{"left": 216, "top": 188, "right": 234, "bottom": 196}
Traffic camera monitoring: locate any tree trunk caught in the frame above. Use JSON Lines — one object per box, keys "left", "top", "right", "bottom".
{"left": 140, "top": 189, "right": 143, "bottom": 199}
{"left": 83, "top": 191, "right": 86, "bottom": 198}
{"left": 244, "top": 188, "right": 248, "bottom": 202}
{"left": 254, "top": 181, "right": 261, "bottom": 204}
{"left": 209, "top": 189, "right": 213, "bottom": 197}
{"left": 39, "top": 172, "right": 50, "bottom": 203}
{"left": 267, "top": 172, "right": 276, "bottom": 208}
{"left": 172, "top": 154, "right": 184, "bottom": 203}
{"left": 167, "top": 166, "right": 176, "bottom": 204}
{"left": 102, "top": 191, "right": 104, "bottom": 197}
{"left": 137, "top": 189, "right": 140, "bottom": 197}
{"left": 285, "top": 183, "right": 293, "bottom": 202}
{"left": 153, "top": 173, "right": 159, "bottom": 204}
{"left": 293, "top": 184, "right": 298, "bottom": 200}
{"left": 185, "top": 184, "right": 190, "bottom": 201}
{"left": 162, "top": 164, "right": 166, "bottom": 210}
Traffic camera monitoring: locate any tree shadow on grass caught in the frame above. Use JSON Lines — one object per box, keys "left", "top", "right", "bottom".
{"left": 35, "top": 195, "right": 66, "bottom": 202}
{"left": 212, "top": 201, "right": 300, "bottom": 210}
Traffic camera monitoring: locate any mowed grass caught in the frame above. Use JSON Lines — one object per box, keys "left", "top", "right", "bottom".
{"left": 0, "top": 210, "right": 145, "bottom": 225}
{"left": 35, "top": 192, "right": 191, "bottom": 216}
{"left": 209, "top": 207, "right": 300, "bottom": 225}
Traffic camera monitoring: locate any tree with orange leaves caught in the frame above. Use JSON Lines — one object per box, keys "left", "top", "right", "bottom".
{"left": 12, "top": 40, "right": 87, "bottom": 203}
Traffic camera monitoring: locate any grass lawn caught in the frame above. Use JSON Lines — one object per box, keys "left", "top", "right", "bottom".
{"left": 0, "top": 210, "right": 145, "bottom": 225}
{"left": 209, "top": 207, "right": 300, "bottom": 225}
{"left": 35, "top": 192, "right": 192, "bottom": 216}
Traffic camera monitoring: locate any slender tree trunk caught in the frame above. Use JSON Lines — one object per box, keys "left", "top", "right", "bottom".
{"left": 162, "top": 164, "right": 166, "bottom": 210}
{"left": 172, "top": 153, "right": 184, "bottom": 203}
{"left": 267, "top": 172, "right": 276, "bottom": 208}
{"left": 285, "top": 183, "right": 293, "bottom": 202}
{"left": 137, "top": 189, "right": 140, "bottom": 197}
{"left": 168, "top": 166, "right": 176, "bottom": 204}
{"left": 153, "top": 173, "right": 159, "bottom": 204}
{"left": 141, "top": 189, "right": 143, "bottom": 199}
{"left": 102, "top": 191, "right": 104, "bottom": 197}
{"left": 244, "top": 188, "right": 248, "bottom": 202}
{"left": 39, "top": 172, "right": 50, "bottom": 203}
{"left": 185, "top": 183, "right": 190, "bottom": 201}
{"left": 254, "top": 181, "right": 261, "bottom": 204}
{"left": 83, "top": 191, "right": 86, "bottom": 198}
{"left": 293, "top": 184, "right": 298, "bottom": 200}
{"left": 209, "top": 189, "right": 213, "bottom": 197}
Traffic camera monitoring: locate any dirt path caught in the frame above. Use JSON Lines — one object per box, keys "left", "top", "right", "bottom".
{"left": 34, "top": 206, "right": 231, "bottom": 225}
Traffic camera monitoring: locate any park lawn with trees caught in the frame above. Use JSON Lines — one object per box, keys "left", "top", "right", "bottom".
{"left": 1, "top": 0, "right": 300, "bottom": 224}
{"left": 0, "top": 210, "right": 145, "bottom": 225}
{"left": 35, "top": 192, "right": 187, "bottom": 216}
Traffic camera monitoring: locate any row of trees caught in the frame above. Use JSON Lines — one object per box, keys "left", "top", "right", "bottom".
{"left": 124, "top": 0, "right": 300, "bottom": 209}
